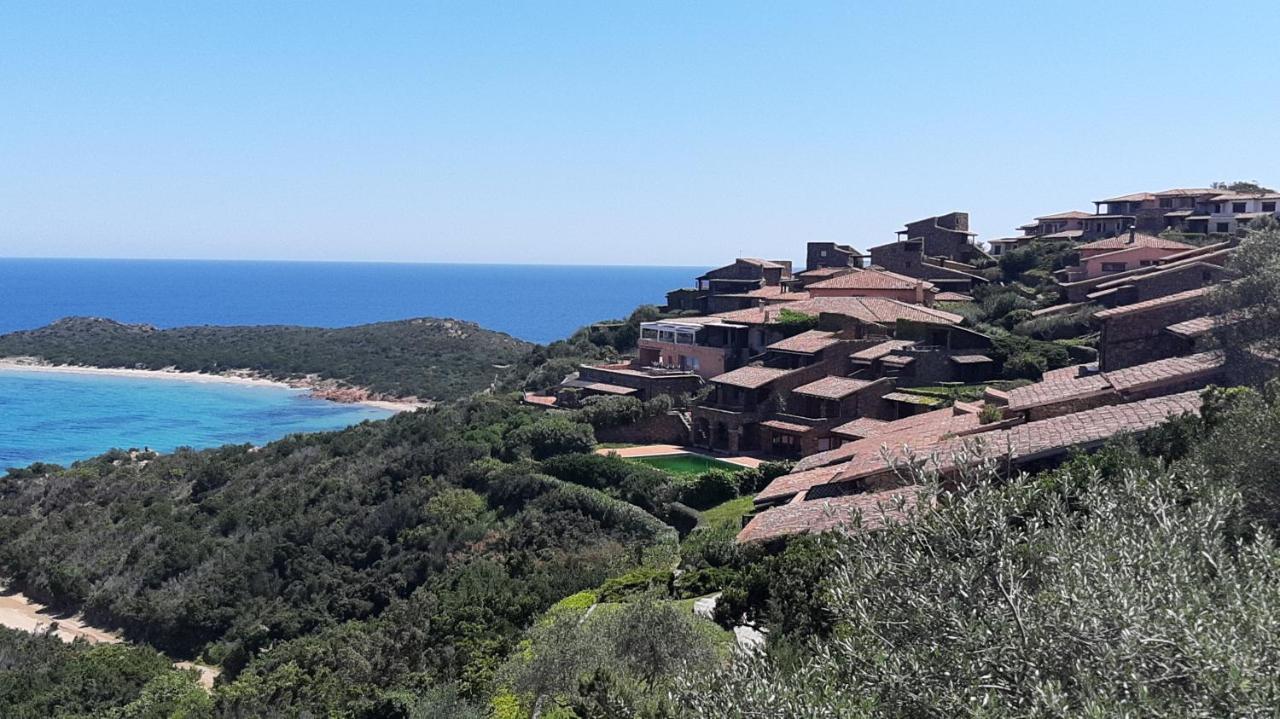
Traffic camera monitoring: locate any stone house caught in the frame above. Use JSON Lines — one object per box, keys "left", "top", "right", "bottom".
{"left": 1093, "top": 287, "right": 1213, "bottom": 371}
{"left": 1055, "top": 230, "right": 1196, "bottom": 283}
{"left": 805, "top": 268, "right": 937, "bottom": 304}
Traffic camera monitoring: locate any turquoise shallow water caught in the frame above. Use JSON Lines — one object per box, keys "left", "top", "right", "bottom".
{"left": 0, "top": 368, "right": 393, "bottom": 468}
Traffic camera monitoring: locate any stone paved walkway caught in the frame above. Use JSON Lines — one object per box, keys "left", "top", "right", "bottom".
{"left": 595, "top": 444, "right": 762, "bottom": 468}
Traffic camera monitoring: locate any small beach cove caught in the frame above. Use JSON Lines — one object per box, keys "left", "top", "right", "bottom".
{"left": 0, "top": 360, "right": 406, "bottom": 467}
{"left": 0, "top": 586, "right": 221, "bottom": 690}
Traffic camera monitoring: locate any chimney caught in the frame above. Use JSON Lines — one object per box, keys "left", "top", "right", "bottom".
{"left": 1128, "top": 225, "right": 1136, "bottom": 244}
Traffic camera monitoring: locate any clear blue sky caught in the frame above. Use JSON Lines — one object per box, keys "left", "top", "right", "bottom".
{"left": 3, "top": 1, "right": 1278, "bottom": 266}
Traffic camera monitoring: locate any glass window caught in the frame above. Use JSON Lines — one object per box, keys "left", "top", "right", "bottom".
{"left": 1233, "top": 202, "right": 1247, "bottom": 213}
{"left": 1101, "top": 262, "right": 1127, "bottom": 272}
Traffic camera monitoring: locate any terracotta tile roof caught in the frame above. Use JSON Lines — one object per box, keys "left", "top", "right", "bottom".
{"left": 1041, "top": 364, "right": 1092, "bottom": 383}
{"left": 738, "top": 486, "right": 922, "bottom": 543}
{"left": 1004, "top": 352, "right": 1222, "bottom": 413}
{"left": 710, "top": 365, "right": 795, "bottom": 389}
{"left": 851, "top": 339, "right": 915, "bottom": 361}
{"left": 1076, "top": 233, "right": 1196, "bottom": 252}
{"left": 759, "top": 419, "right": 815, "bottom": 435}
{"left": 831, "top": 417, "right": 890, "bottom": 439}
{"left": 1211, "top": 191, "right": 1280, "bottom": 201}
{"left": 713, "top": 297, "right": 962, "bottom": 327}
{"left": 949, "top": 354, "right": 994, "bottom": 364}
{"left": 1165, "top": 315, "right": 1219, "bottom": 339}
{"left": 807, "top": 268, "right": 933, "bottom": 291}
{"left": 974, "top": 389, "right": 1203, "bottom": 465}
{"left": 721, "top": 286, "right": 809, "bottom": 300}
{"left": 754, "top": 466, "right": 843, "bottom": 503}
{"left": 1096, "top": 191, "right": 1156, "bottom": 203}
{"left": 742, "top": 391, "right": 1204, "bottom": 543}
{"left": 1005, "top": 373, "right": 1113, "bottom": 412}
{"left": 561, "top": 379, "right": 640, "bottom": 395}
{"left": 798, "top": 266, "right": 855, "bottom": 278}
{"left": 791, "top": 376, "right": 875, "bottom": 400}
{"left": 766, "top": 330, "right": 840, "bottom": 354}
{"left": 831, "top": 390, "right": 1204, "bottom": 490}
{"left": 935, "top": 291, "right": 974, "bottom": 302}
{"left": 1042, "top": 229, "right": 1086, "bottom": 240}
{"left": 1154, "top": 188, "right": 1219, "bottom": 197}
{"left": 740, "top": 257, "right": 786, "bottom": 268}
{"left": 791, "top": 408, "right": 980, "bottom": 473}
{"left": 883, "top": 392, "right": 942, "bottom": 406}
{"left": 1035, "top": 210, "right": 1093, "bottom": 220}
{"left": 1092, "top": 286, "right": 1211, "bottom": 319}
{"left": 1102, "top": 352, "right": 1223, "bottom": 394}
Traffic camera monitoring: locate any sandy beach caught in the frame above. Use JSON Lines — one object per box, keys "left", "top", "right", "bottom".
{"left": 0, "top": 357, "right": 425, "bottom": 413}
{"left": 0, "top": 587, "right": 221, "bottom": 689}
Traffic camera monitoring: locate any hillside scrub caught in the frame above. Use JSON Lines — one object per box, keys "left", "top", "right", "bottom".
{"left": 0, "top": 316, "right": 532, "bottom": 401}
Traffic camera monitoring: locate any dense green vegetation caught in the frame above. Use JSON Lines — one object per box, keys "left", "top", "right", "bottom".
{"left": 0, "top": 627, "right": 210, "bottom": 719}
{"left": 0, "top": 316, "right": 532, "bottom": 401}
{"left": 0, "top": 398, "right": 677, "bottom": 716}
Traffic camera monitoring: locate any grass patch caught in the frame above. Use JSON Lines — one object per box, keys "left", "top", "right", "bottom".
{"left": 699, "top": 495, "right": 756, "bottom": 529}
{"left": 631, "top": 453, "right": 741, "bottom": 476}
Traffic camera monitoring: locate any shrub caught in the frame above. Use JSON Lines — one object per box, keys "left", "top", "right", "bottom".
{"left": 505, "top": 417, "right": 596, "bottom": 460}
{"left": 1002, "top": 352, "right": 1046, "bottom": 380}
{"left": 678, "top": 470, "right": 740, "bottom": 510}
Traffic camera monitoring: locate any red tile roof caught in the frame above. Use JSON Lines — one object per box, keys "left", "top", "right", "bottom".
{"left": 738, "top": 485, "right": 922, "bottom": 543}
{"left": 754, "top": 466, "right": 843, "bottom": 502}
{"left": 1076, "top": 233, "right": 1195, "bottom": 252}
{"left": 1103, "top": 352, "right": 1223, "bottom": 394}
{"left": 1041, "top": 364, "right": 1091, "bottom": 383}
{"left": 1035, "top": 210, "right": 1093, "bottom": 220}
{"left": 851, "top": 339, "right": 915, "bottom": 361}
{"left": 934, "top": 291, "right": 974, "bottom": 302}
{"left": 790, "top": 408, "right": 981, "bottom": 474}
{"left": 743, "top": 390, "right": 1207, "bottom": 543}
{"left": 1004, "top": 352, "right": 1222, "bottom": 413}
{"left": 1165, "top": 315, "right": 1219, "bottom": 339}
{"left": 791, "top": 376, "right": 876, "bottom": 400}
{"left": 713, "top": 297, "right": 962, "bottom": 327}
{"left": 766, "top": 330, "right": 841, "bottom": 354}
{"left": 833, "top": 390, "right": 1204, "bottom": 492}
{"left": 1095, "top": 191, "right": 1156, "bottom": 203}
{"left": 831, "top": 417, "right": 890, "bottom": 439}
{"left": 710, "top": 365, "right": 795, "bottom": 389}
{"left": 807, "top": 268, "right": 933, "bottom": 291}
{"left": 1005, "top": 374, "right": 1113, "bottom": 412}
{"left": 759, "top": 419, "right": 815, "bottom": 435}
{"left": 1093, "top": 286, "right": 1211, "bottom": 320}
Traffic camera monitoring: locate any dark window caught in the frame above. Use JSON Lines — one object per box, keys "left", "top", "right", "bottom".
{"left": 1139, "top": 260, "right": 1155, "bottom": 266}
{"left": 1101, "top": 262, "right": 1127, "bottom": 272}
{"left": 1233, "top": 202, "right": 1247, "bottom": 213}
{"left": 1159, "top": 198, "right": 1173, "bottom": 208}
{"left": 1216, "top": 222, "right": 1230, "bottom": 233}
{"left": 1264, "top": 201, "right": 1276, "bottom": 212}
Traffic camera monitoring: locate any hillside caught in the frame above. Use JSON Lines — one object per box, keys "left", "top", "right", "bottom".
{"left": 0, "top": 397, "right": 676, "bottom": 716}
{"left": 0, "top": 316, "right": 533, "bottom": 401}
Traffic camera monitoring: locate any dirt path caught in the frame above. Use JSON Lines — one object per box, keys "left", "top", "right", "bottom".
{"left": 0, "top": 588, "right": 221, "bottom": 690}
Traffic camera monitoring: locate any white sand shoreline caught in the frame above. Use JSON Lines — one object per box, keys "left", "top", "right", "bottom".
{"left": 0, "top": 358, "right": 424, "bottom": 413}
{"left": 0, "top": 585, "right": 221, "bottom": 689}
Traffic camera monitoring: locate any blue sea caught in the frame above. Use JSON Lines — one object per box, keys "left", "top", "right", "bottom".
{"left": 0, "top": 259, "right": 703, "bottom": 468}
{"left": 0, "top": 259, "right": 702, "bottom": 344}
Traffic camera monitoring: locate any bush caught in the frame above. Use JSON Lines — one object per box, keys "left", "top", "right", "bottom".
{"left": 505, "top": 417, "right": 596, "bottom": 460}
{"left": 678, "top": 470, "right": 740, "bottom": 510}
{"left": 1003, "top": 352, "right": 1046, "bottom": 380}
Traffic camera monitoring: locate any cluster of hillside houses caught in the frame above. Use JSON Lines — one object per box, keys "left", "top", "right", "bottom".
{"left": 525, "top": 185, "right": 1275, "bottom": 543}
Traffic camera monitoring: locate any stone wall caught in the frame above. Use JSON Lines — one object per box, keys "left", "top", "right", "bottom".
{"left": 1098, "top": 300, "right": 1207, "bottom": 371}
{"left": 594, "top": 411, "right": 691, "bottom": 445}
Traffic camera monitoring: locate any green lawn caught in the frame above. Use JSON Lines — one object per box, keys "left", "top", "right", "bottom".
{"left": 631, "top": 453, "right": 741, "bottom": 476}
{"left": 699, "top": 495, "right": 757, "bottom": 529}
